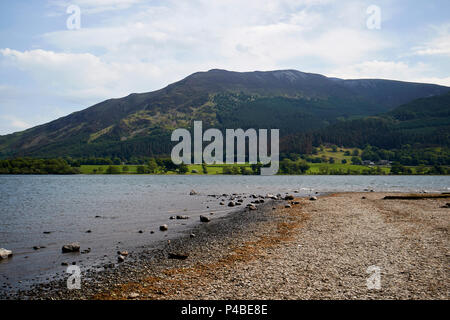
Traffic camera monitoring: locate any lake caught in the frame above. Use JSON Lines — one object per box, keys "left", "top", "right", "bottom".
{"left": 0, "top": 175, "right": 449, "bottom": 293}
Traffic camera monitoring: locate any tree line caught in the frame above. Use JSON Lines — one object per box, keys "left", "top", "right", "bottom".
{"left": 0, "top": 158, "right": 79, "bottom": 174}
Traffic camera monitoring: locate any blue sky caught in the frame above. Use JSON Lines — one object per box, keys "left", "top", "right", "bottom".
{"left": 0, "top": 0, "right": 449, "bottom": 135}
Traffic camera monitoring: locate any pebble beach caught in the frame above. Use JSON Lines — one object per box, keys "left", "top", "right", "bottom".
{"left": 4, "top": 192, "right": 449, "bottom": 300}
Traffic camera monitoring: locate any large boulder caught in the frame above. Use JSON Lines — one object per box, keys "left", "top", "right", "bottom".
{"left": 0, "top": 248, "right": 13, "bottom": 259}
{"left": 62, "top": 243, "right": 80, "bottom": 253}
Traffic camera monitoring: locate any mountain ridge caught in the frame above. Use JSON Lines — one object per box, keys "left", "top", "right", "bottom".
{"left": 0, "top": 69, "right": 449, "bottom": 159}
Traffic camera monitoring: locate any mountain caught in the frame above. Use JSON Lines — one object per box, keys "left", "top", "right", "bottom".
{"left": 0, "top": 69, "right": 449, "bottom": 159}
{"left": 316, "top": 92, "right": 450, "bottom": 149}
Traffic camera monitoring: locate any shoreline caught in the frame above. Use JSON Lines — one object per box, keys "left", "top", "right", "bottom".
{"left": 4, "top": 196, "right": 287, "bottom": 299}
{"left": 3, "top": 191, "right": 450, "bottom": 300}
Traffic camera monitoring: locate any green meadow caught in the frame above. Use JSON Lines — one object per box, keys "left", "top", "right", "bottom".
{"left": 76, "top": 146, "right": 447, "bottom": 175}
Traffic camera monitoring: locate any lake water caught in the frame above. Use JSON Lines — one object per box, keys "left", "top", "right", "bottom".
{"left": 0, "top": 175, "right": 449, "bottom": 293}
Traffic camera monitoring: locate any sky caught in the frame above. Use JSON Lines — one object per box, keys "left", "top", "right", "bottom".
{"left": 0, "top": 0, "right": 449, "bottom": 135}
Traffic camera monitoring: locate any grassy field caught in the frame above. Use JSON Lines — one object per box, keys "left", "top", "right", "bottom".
{"left": 78, "top": 163, "right": 437, "bottom": 175}
{"left": 77, "top": 146, "right": 437, "bottom": 175}
{"left": 306, "top": 163, "right": 390, "bottom": 174}
{"left": 79, "top": 163, "right": 392, "bottom": 175}
{"left": 312, "top": 146, "right": 361, "bottom": 162}
{"left": 79, "top": 165, "right": 140, "bottom": 174}
{"left": 79, "top": 163, "right": 253, "bottom": 175}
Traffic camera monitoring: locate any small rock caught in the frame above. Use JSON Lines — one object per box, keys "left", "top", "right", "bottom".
{"left": 200, "top": 215, "right": 210, "bottom": 222}
{"left": 292, "top": 201, "right": 300, "bottom": 205}
{"left": 220, "top": 202, "right": 225, "bottom": 205}
{"left": 61, "top": 262, "right": 68, "bottom": 266}
{"left": 169, "top": 216, "right": 176, "bottom": 220}
{"left": 86, "top": 230, "right": 92, "bottom": 233}
{"left": 61, "top": 243, "right": 80, "bottom": 253}
{"left": 190, "top": 233, "right": 196, "bottom": 238}
{"left": 138, "top": 230, "right": 143, "bottom": 234}
{"left": 285, "top": 204, "right": 292, "bottom": 208}
{"left": 128, "top": 292, "right": 139, "bottom": 299}
{"left": 168, "top": 252, "right": 189, "bottom": 260}
{"left": 33, "top": 246, "right": 40, "bottom": 250}
{"left": 118, "top": 255, "right": 125, "bottom": 263}
{"left": 117, "top": 250, "right": 128, "bottom": 256}
{"left": 284, "top": 195, "right": 294, "bottom": 200}
{"left": 176, "top": 215, "right": 189, "bottom": 220}
{"left": 159, "top": 225, "right": 168, "bottom": 231}
{"left": 0, "top": 248, "right": 13, "bottom": 259}
{"left": 189, "top": 190, "right": 198, "bottom": 195}
{"left": 228, "top": 201, "right": 236, "bottom": 207}
{"left": 309, "top": 196, "right": 318, "bottom": 201}
{"left": 43, "top": 231, "right": 52, "bottom": 234}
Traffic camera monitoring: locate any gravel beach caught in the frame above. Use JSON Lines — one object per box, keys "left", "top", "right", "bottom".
{"left": 4, "top": 192, "right": 449, "bottom": 300}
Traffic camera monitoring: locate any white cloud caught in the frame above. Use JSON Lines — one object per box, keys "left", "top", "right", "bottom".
{"left": 42, "top": 0, "right": 387, "bottom": 69}
{"left": 329, "top": 60, "right": 450, "bottom": 86}
{"left": 0, "top": 115, "right": 30, "bottom": 134}
{"left": 411, "top": 23, "right": 450, "bottom": 57}
{"left": 0, "top": 48, "right": 166, "bottom": 104}
{"left": 4, "top": 116, "right": 29, "bottom": 129}
{"left": 47, "top": 0, "right": 145, "bottom": 14}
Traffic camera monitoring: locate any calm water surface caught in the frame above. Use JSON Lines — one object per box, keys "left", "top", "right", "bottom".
{"left": 0, "top": 175, "right": 449, "bottom": 292}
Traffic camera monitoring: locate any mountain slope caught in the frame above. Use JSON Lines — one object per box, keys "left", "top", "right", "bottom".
{"left": 316, "top": 92, "right": 450, "bottom": 149}
{"left": 0, "top": 69, "right": 448, "bottom": 158}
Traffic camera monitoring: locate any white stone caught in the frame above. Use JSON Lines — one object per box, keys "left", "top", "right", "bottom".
{"left": 0, "top": 248, "right": 13, "bottom": 259}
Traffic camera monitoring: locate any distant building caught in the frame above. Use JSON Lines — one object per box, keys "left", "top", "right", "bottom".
{"left": 362, "top": 160, "right": 375, "bottom": 166}
{"left": 377, "top": 160, "right": 392, "bottom": 166}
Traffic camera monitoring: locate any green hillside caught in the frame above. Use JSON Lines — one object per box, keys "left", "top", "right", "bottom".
{"left": 0, "top": 69, "right": 448, "bottom": 159}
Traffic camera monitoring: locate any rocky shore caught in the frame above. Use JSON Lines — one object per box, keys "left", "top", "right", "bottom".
{"left": 3, "top": 192, "right": 449, "bottom": 300}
